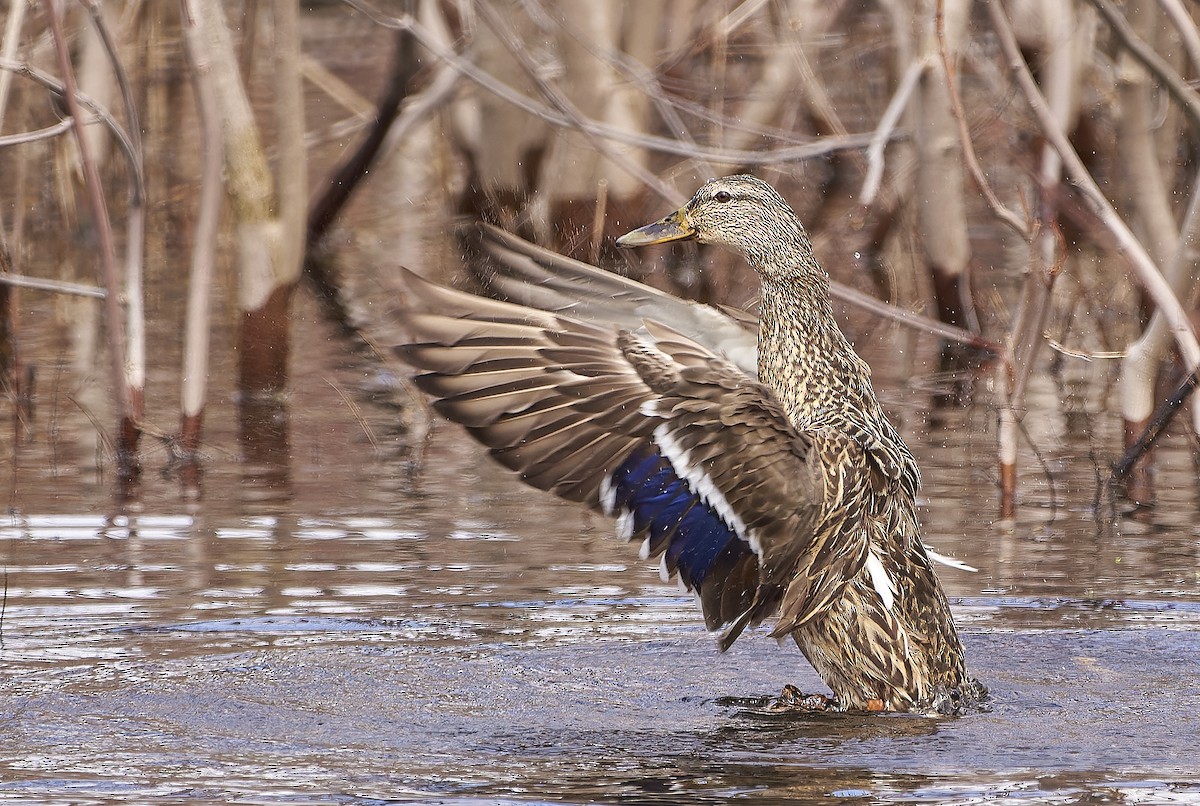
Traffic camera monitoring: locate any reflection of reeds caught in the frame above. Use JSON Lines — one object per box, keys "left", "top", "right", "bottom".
{"left": 0, "top": 246, "right": 17, "bottom": 423}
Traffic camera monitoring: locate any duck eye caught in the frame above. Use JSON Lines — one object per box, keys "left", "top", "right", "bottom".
{"left": 714, "top": 191, "right": 732, "bottom": 203}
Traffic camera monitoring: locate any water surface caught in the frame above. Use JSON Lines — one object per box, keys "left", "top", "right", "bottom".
{"left": 3, "top": 11, "right": 1200, "bottom": 799}
{"left": 3, "top": 319, "right": 1199, "bottom": 803}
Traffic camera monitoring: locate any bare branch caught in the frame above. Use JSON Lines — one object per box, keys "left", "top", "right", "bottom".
{"left": 829, "top": 280, "right": 1001, "bottom": 353}
{"left": 341, "top": 0, "right": 886, "bottom": 173}
{"left": 1083, "top": 0, "right": 1200, "bottom": 134}
{"left": 79, "top": 0, "right": 145, "bottom": 199}
{"left": 861, "top": 58, "right": 925, "bottom": 207}
{"left": 0, "top": 118, "right": 73, "bottom": 146}
{"left": 988, "top": 0, "right": 1200, "bottom": 372}
{"left": 0, "top": 272, "right": 106, "bottom": 298}
{"left": 521, "top": 0, "right": 714, "bottom": 178}
{"left": 0, "top": 57, "right": 139, "bottom": 174}
{"left": 474, "top": 0, "right": 681, "bottom": 205}
{"left": 935, "top": 0, "right": 1030, "bottom": 238}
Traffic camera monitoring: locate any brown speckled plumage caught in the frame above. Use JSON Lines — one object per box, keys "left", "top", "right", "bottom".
{"left": 400, "top": 175, "right": 985, "bottom": 714}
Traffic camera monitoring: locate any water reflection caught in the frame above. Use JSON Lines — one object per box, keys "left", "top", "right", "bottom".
{"left": 4, "top": 379, "right": 1200, "bottom": 803}
{"left": 238, "top": 397, "right": 293, "bottom": 505}
{"left": 5, "top": 101, "right": 1200, "bottom": 806}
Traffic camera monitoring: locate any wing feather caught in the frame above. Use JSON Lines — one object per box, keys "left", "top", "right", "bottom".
{"left": 476, "top": 224, "right": 759, "bottom": 375}
{"left": 397, "top": 265, "right": 865, "bottom": 647}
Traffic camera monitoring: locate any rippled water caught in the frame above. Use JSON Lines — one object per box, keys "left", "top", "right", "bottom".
{"left": 3, "top": 493, "right": 1200, "bottom": 804}
{"left": 4, "top": 10, "right": 1200, "bottom": 799}
{"left": 3, "top": 283, "right": 1200, "bottom": 803}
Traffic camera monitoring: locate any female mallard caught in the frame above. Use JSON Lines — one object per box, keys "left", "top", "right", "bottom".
{"left": 400, "top": 175, "right": 984, "bottom": 714}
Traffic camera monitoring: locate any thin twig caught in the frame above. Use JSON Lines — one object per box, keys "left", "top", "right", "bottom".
{"left": 521, "top": 0, "right": 714, "bottom": 178}
{"left": 0, "top": 272, "right": 106, "bottom": 298}
{"left": 1084, "top": 0, "right": 1200, "bottom": 134}
{"left": 988, "top": 0, "right": 1200, "bottom": 373}
{"left": 44, "top": 0, "right": 137, "bottom": 476}
{"left": 0, "top": 118, "right": 73, "bottom": 147}
{"left": 829, "top": 280, "right": 1000, "bottom": 353}
{"left": 1010, "top": 231, "right": 1065, "bottom": 406}
{"left": 340, "top": 1, "right": 886, "bottom": 174}
{"left": 1112, "top": 369, "right": 1200, "bottom": 482}
{"left": 474, "top": 0, "right": 682, "bottom": 206}
{"left": 935, "top": 0, "right": 1030, "bottom": 238}
{"left": 0, "top": 57, "right": 139, "bottom": 180}
{"left": 326, "top": 378, "right": 380, "bottom": 454}
{"left": 643, "top": 84, "right": 843, "bottom": 152}
{"left": 1043, "top": 335, "right": 1124, "bottom": 361}
{"left": 79, "top": 0, "right": 145, "bottom": 201}
{"left": 1156, "top": 0, "right": 1200, "bottom": 78}
{"left": 861, "top": 58, "right": 926, "bottom": 207}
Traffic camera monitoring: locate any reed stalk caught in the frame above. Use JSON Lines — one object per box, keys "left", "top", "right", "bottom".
{"left": 178, "top": 0, "right": 225, "bottom": 473}
{"left": 44, "top": 0, "right": 139, "bottom": 482}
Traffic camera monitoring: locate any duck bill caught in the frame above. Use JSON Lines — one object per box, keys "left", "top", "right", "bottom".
{"left": 615, "top": 208, "right": 696, "bottom": 247}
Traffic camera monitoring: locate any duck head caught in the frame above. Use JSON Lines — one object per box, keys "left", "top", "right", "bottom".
{"left": 616, "top": 174, "right": 815, "bottom": 279}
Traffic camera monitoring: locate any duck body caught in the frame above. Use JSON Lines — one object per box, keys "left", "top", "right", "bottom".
{"left": 400, "top": 175, "right": 984, "bottom": 714}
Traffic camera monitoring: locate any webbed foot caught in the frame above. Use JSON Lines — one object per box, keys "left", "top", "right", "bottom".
{"left": 768, "top": 684, "right": 839, "bottom": 712}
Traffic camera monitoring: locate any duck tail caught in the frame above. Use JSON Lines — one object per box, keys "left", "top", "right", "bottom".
{"left": 717, "top": 610, "right": 754, "bottom": 652}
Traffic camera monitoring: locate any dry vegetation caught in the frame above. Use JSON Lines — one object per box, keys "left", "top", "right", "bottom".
{"left": 1, "top": 0, "right": 1198, "bottom": 512}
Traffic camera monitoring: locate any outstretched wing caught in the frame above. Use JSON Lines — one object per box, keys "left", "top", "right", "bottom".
{"left": 397, "top": 268, "right": 871, "bottom": 647}
{"left": 475, "top": 224, "right": 759, "bottom": 376}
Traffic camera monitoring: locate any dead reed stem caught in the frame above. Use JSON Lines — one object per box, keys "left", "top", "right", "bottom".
{"left": 990, "top": 0, "right": 1200, "bottom": 515}
{"left": 935, "top": 0, "right": 1029, "bottom": 238}
{"left": 81, "top": 0, "right": 147, "bottom": 430}
{"left": 0, "top": 0, "right": 29, "bottom": 132}
{"left": 44, "top": 0, "right": 139, "bottom": 481}
{"left": 179, "top": 0, "right": 225, "bottom": 461}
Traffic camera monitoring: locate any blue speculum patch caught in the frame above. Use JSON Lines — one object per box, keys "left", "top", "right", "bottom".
{"left": 607, "top": 449, "right": 749, "bottom": 589}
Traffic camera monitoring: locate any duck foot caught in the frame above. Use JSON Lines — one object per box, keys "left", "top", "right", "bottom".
{"left": 768, "top": 684, "right": 840, "bottom": 712}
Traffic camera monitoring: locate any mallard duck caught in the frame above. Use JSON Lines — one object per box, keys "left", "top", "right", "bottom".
{"left": 399, "top": 175, "right": 985, "bottom": 714}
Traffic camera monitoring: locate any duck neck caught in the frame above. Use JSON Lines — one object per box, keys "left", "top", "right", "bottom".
{"left": 757, "top": 266, "right": 869, "bottom": 430}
